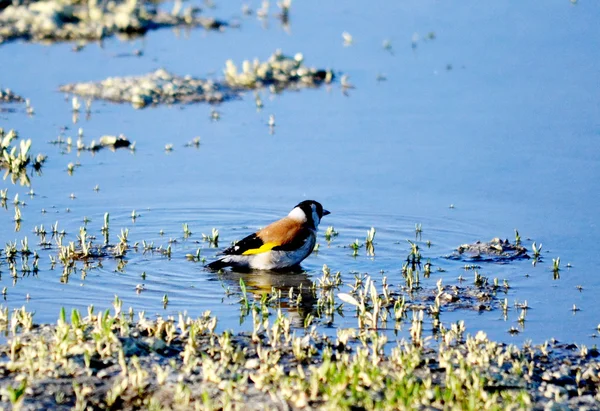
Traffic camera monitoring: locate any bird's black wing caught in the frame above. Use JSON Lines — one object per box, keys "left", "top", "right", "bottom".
{"left": 221, "top": 233, "right": 265, "bottom": 255}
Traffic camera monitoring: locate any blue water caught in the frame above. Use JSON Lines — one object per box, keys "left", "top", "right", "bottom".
{"left": 1, "top": 0, "right": 599, "bottom": 345}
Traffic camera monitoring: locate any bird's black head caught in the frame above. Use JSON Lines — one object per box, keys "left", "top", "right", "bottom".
{"left": 292, "top": 200, "right": 330, "bottom": 229}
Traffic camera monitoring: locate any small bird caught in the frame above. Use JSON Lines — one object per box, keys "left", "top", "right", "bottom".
{"left": 206, "top": 200, "right": 330, "bottom": 271}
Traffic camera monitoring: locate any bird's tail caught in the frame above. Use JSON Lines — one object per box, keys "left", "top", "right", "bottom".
{"left": 206, "top": 258, "right": 229, "bottom": 270}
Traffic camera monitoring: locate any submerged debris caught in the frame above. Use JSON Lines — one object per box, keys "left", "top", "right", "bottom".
{"left": 59, "top": 51, "right": 335, "bottom": 108}
{"left": 49, "top": 130, "right": 134, "bottom": 152}
{"left": 96, "top": 134, "right": 132, "bottom": 149}
{"left": 0, "top": 88, "right": 24, "bottom": 103}
{"left": 0, "top": 0, "right": 227, "bottom": 46}
{"left": 451, "top": 237, "right": 529, "bottom": 262}
{"left": 415, "top": 284, "right": 501, "bottom": 312}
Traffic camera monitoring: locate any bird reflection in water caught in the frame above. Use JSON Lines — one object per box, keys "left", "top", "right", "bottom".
{"left": 219, "top": 268, "right": 317, "bottom": 327}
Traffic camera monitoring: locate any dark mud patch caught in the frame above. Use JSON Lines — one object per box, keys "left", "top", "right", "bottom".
{"left": 412, "top": 284, "right": 506, "bottom": 312}
{"left": 448, "top": 237, "right": 529, "bottom": 262}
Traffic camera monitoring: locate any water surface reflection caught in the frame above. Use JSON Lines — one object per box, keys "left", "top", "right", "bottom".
{"left": 219, "top": 269, "right": 317, "bottom": 327}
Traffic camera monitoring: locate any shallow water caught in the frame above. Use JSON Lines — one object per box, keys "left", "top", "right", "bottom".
{"left": 1, "top": 0, "right": 599, "bottom": 345}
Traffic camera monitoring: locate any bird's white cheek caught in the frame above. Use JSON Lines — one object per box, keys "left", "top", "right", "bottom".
{"left": 288, "top": 207, "right": 307, "bottom": 222}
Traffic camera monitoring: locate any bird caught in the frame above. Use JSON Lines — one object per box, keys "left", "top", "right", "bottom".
{"left": 206, "top": 200, "right": 330, "bottom": 271}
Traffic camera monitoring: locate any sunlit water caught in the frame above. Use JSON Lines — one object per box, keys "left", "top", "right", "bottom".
{"left": 0, "top": 0, "right": 599, "bottom": 346}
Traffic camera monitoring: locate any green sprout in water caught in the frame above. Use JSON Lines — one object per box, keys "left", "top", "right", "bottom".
{"left": 531, "top": 241, "right": 542, "bottom": 265}
{"left": 349, "top": 239, "right": 362, "bottom": 257}
{"left": 202, "top": 228, "right": 219, "bottom": 246}
{"left": 183, "top": 223, "right": 192, "bottom": 239}
{"left": 403, "top": 266, "right": 420, "bottom": 292}
{"left": 186, "top": 248, "right": 203, "bottom": 262}
{"left": 317, "top": 264, "right": 342, "bottom": 289}
{"left": 239, "top": 278, "right": 250, "bottom": 312}
{"left": 518, "top": 309, "right": 527, "bottom": 325}
{"left": 415, "top": 223, "right": 422, "bottom": 240}
{"left": 406, "top": 240, "right": 421, "bottom": 269}
{"left": 514, "top": 229, "right": 521, "bottom": 246}
{"left": 423, "top": 260, "right": 431, "bottom": 277}
{"left": 0, "top": 188, "right": 7, "bottom": 208}
{"left": 254, "top": 92, "right": 263, "bottom": 110}
{"left": 365, "top": 227, "right": 376, "bottom": 256}
{"left": 101, "top": 212, "right": 110, "bottom": 245}
{"left": 77, "top": 226, "right": 92, "bottom": 258}
{"left": 184, "top": 137, "right": 201, "bottom": 148}
{"left": 382, "top": 39, "right": 393, "bottom": 53}
{"left": 13, "top": 205, "right": 21, "bottom": 223}
{"left": 473, "top": 271, "right": 488, "bottom": 287}
{"left": 324, "top": 226, "right": 338, "bottom": 243}
{"left": 342, "top": 31, "right": 353, "bottom": 46}
{"left": 552, "top": 257, "right": 560, "bottom": 279}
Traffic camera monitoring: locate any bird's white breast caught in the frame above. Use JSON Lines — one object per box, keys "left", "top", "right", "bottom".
{"left": 249, "top": 231, "right": 316, "bottom": 270}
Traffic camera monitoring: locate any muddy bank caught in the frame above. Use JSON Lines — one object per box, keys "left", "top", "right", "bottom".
{"left": 0, "top": 306, "right": 597, "bottom": 410}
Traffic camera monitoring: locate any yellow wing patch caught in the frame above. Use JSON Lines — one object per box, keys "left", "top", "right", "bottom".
{"left": 242, "top": 242, "right": 279, "bottom": 255}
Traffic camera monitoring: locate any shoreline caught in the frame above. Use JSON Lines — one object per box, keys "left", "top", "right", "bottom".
{"left": 0, "top": 305, "right": 598, "bottom": 410}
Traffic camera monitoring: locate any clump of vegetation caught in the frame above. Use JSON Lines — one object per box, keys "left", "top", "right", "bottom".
{"left": 223, "top": 50, "right": 334, "bottom": 91}
{"left": 0, "top": 128, "right": 46, "bottom": 186}
{"left": 60, "top": 68, "right": 230, "bottom": 108}
{"left": 60, "top": 51, "right": 335, "bottom": 108}
{"left": 0, "top": 0, "right": 227, "bottom": 46}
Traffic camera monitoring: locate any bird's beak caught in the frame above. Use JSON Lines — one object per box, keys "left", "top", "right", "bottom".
{"left": 323, "top": 209, "right": 331, "bottom": 216}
